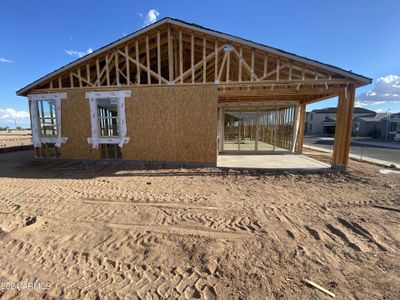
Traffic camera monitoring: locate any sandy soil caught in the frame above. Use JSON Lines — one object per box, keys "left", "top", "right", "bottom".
{"left": 0, "top": 131, "right": 32, "bottom": 148}
{"left": 0, "top": 150, "right": 399, "bottom": 299}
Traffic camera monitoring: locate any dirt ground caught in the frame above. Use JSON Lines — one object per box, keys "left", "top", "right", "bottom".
{"left": 0, "top": 131, "right": 32, "bottom": 148}
{"left": 0, "top": 150, "right": 399, "bottom": 299}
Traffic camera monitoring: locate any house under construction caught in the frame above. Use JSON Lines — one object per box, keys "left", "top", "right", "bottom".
{"left": 16, "top": 18, "right": 371, "bottom": 170}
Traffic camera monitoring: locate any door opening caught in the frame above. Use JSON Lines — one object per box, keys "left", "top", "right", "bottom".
{"left": 220, "top": 105, "right": 298, "bottom": 153}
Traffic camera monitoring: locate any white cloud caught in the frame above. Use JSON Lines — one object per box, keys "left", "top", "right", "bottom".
{"left": 65, "top": 48, "right": 93, "bottom": 58}
{"left": 356, "top": 74, "right": 400, "bottom": 106}
{"left": 143, "top": 9, "right": 160, "bottom": 27}
{"left": 0, "top": 57, "right": 14, "bottom": 63}
{"left": 354, "top": 100, "right": 363, "bottom": 108}
{"left": 0, "top": 108, "right": 29, "bottom": 119}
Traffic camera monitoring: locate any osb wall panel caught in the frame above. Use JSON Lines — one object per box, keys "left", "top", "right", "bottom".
{"left": 61, "top": 89, "right": 97, "bottom": 160}
{"left": 124, "top": 87, "right": 177, "bottom": 162}
{"left": 124, "top": 85, "right": 218, "bottom": 163}
{"left": 174, "top": 86, "right": 218, "bottom": 163}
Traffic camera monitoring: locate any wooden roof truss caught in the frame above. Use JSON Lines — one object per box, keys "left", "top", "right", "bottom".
{"left": 21, "top": 20, "right": 368, "bottom": 105}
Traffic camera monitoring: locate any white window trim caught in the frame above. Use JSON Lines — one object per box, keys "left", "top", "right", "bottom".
{"left": 28, "top": 93, "right": 68, "bottom": 148}
{"left": 86, "top": 90, "right": 130, "bottom": 149}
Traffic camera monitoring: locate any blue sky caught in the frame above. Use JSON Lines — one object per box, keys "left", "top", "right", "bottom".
{"left": 1, "top": 0, "right": 399, "bottom": 127}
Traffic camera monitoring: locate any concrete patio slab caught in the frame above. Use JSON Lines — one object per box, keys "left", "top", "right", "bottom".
{"left": 217, "top": 153, "right": 332, "bottom": 172}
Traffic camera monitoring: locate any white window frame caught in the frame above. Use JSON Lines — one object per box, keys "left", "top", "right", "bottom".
{"left": 86, "top": 90, "right": 130, "bottom": 149}
{"left": 28, "top": 93, "right": 68, "bottom": 148}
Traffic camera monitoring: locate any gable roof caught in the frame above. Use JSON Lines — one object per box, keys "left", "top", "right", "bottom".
{"left": 17, "top": 17, "right": 372, "bottom": 96}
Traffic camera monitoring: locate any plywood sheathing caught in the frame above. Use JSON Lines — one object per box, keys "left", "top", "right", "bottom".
{"left": 122, "top": 85, "right": 218, "bottom": 163}
{"left": 61, "top": 89, "right": 97, "bottom": 160}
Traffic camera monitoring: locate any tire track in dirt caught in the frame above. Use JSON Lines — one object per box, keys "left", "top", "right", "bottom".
{"left": 0, "top": 238, "right": 221, "bottom": 299}
{"left": 262, "top": 203, "right": 392, "bottom": 254}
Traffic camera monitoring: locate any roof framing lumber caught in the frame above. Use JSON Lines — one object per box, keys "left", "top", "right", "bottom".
{"left": 17, "top": 18, "right": 371, "bottom": 96}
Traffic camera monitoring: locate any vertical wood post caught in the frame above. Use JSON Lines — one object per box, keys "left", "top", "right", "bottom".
{"left": 295, "top": 104, "right": 306, "bottom": 153}
{"left": 332, "top": 85, "right": 355, "bottom": 169}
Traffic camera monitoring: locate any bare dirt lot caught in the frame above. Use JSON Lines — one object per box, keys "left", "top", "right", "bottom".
{"left": 0, "top": 131, "right": 32, "bottom": 149}
{"left": 0, "top": 150, "right": 399, "bottom": 299}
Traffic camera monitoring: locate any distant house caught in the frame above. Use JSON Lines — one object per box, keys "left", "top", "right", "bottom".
{"left": 306, "top": 107, "right": 375, "bottom": 134}
{"left": 387, "top": 112, "right": 400, "bottom": 138}
{"left": 353, "top": 112, "right": 400, "bottom": 139}
{"left": 353, "top": 113, "right": 386, "bottom": 137}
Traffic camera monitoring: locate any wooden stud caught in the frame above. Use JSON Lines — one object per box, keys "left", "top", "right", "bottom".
{"left": 168, "top": 25, "right": 173, "bottom": 82}
{"left": 115, "top": 51, "right": 120, "bottom": 86}
{"left": 70, "top": 72, "right": 74, "bottom": 88}
{"left": 276, "top": 58, "right": 280, "bottom": 81}
{"left": 105, "top": 54, "right": 110, "bottom": 86}
{"left": 146, "top": 35, "right": 151, "bottom": 84}
{"left": 135, "top": 40, "right": 140, "bottom": 85}
{"left": 214, "top": 39, "right": 218, "bottom": 82}
{"left": 125, "top": 45, "right": 130, "bottom": 85}
{"left": 96, "top": 59, "right": 100, "bottom": 86}
{"left": 179, "top": 30, "right": 183, "bottom": 83}
{"left": 251, "top": 49, "right": 255, "bottom": 82}
{"left": 77, "top": 68, "right": 82, "bottom": 87}
{"left": 238, "top": 47, "right": 243, "bottom": 82}
{"left": 191, "top": 33, "right": 195, "bottom": 83}
{"left": 157, "top": 31, "right": 161, "bottom": 84}
{"left": 49, "top": 80, "right": 53, "bottom": 89}
{"left": 203, "top": 37, "right": 207, "bottom": 83}
{"left": 226, "top": 50, "right": 230, "bottom": 82}
{"left": 263, "top": 55, "right": 268, "bottom": 79}
{"left": 86, "top": 64, "right": 90, "bottom": 85}
{"left": 174, "top": 37, "right": 178, "bottom": 78}
{"left": 58, "top": 77, "right": 62, "bottom": 89}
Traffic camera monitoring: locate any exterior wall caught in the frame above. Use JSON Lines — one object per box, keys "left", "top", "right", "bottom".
{"left": 59, "top": 85, "right": 218, "bottom": 164}
{"left": 61, "top": 89, "right": 98, "bottom": 160}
